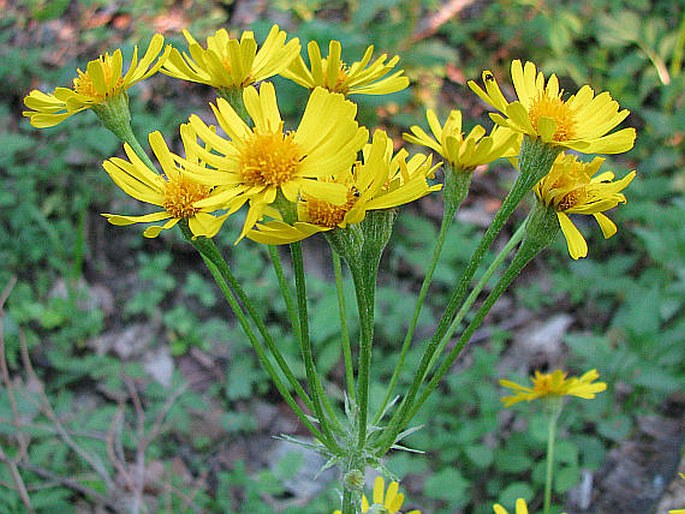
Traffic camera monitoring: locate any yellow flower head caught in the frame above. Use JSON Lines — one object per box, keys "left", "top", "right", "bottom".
{"left": 161, "top": 25, "right": 300, "bottom": 91}
{"left": 499, "top": 369, "right": 607, "bottom": 408}
{"left": 404, "top": 109, "right": 519, "bottom": 170}
{"left": 535, "top": 152, "right": 636, "bottom": 259}
{"left": 102, "top": 126, "right": 232, "bottom": 238}
{"left": 493, "top": 498, "right": 531, "bottom": 514}
{"left": 247, "top": 130, "right": 441, "bottom": 245}
{"left": 467, "top": 60, "right": 636, "bottom": 154}
{"left": 282, "top": 40, "right": 409, "bottom": 95}
{"left": 333, "top": 477, "right": 421, "bottom": 514}
{"left": 23, "top": 34, "right": 170, "bottom": 128}
{"left": 184, "top": 82, "right": 368, "bottom": 240}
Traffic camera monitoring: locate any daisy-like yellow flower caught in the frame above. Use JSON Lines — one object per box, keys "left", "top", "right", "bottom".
{"left": 499, "top": 369, "right": 607, "bottom": 408}
{"left": 23, "top": 34, "right": 170, "bottom": 128}
{"left": 161, "top": 25, "right": 300, "bottom": 92}
{"left": 282, "top": 40, "right": 409, "bottom": 95}
{"left": 247, "top": 130, "right": 441, "bottom": 245}
{"left": 102, "top": 127, "right": 232, "bottom": 238}
{"left": 403, "top": 109, "right": 519, "bottom": 170}
{"left": 184, "top": 81, "right": 368, "bottom": 240}
{"left": 333, "top": 477, "right": 421, "bottom": 514}
{"left": 467, "top": 60, "right": 636, "bottom": 154}
{"left": 534, "top": 152, "right": 636, "bottom": 259}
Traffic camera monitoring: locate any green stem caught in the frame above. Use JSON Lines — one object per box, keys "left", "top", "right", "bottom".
{"left": 124, "top": 132, "right": 158, "bottom": 173}
{"left": 433, "top": 139, "right": 559, "bottom": 350}
{"left": 350, "top": 262, "right": 377, "bottom": 450}
{"left": 378, "top": 138, "right": 559, "bottom": 449}
{"left": 544, "top": 399, "right": 562, "bottom": 514}
{"left": 185, "top": 234, "right": 325, "bottom": 441}
{"left": 341, "top": 489, "right": 356, "bottom": 514}
{"left": 427, "top": 219, "right": 528, "bottom": 374}
{"left": 378, "top": 200, "right": 558, "bottom": 453}
{"left": 374, "top": 169, "right": 472, "bottom": 423}
{"left": 181, "top": 227, "right": 318, "bottom": 421}
{"left": 268, "top": 245, "right": 301, "bottom": 341}
{"left": 333, "top": 251, "right": 355, "bottom": 402}
{"left": 94, "top": 93, "right": 158, "bottom": 173}
{"left": 290, "top": 242, "right": 341, "bottom": 440}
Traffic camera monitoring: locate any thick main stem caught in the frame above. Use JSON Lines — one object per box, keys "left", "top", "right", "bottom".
{"left": 350, "top": 262, "right": 376, "bottom": 450}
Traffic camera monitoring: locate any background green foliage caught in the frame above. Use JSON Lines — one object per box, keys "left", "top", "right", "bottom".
{"left": 1, "top": 0, "right": 683, "bottom": 512}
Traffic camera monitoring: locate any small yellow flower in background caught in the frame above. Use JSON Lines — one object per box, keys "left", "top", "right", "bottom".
{"left": 534, "top": 152, "right": 636, "bottom": 259}
{"left": 282, "top": 40, "right": 409, "bottom": 95}
{"left": 403, "top": 109, "right": 519, "bottom": 170}
{"left": 247, "top": 130, "right": 440, "bottom": 245}
{"left": 493, "top": 498, "right": 531, "bottom": 514}
{"left": 500, "top": 369, "right": 607, "bottom": 408}
{"left": 184, "top": 81, "right": 368, "bottom": 240}
{"left": 161, "top": 25, "right": 300, "bottom": 92}
{"left": 668, "top": 474, "right": 685, "bottom": 513}
{"left": 467, "top": 60, "right": 636, "bottom": 154}
{"left": 333, "top": 476, "right": 421, "bottom": 514}
{"left": 23, "top": 34, "right": 169, "bottom": 128}
{"left": 102, "top": 127, "right": 232, "bottom": 238}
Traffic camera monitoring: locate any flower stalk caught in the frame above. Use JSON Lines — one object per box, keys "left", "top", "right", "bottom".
{"left": 379, "top": 137, "right": 560, "bottom": 449}
{"left": 375, "top": 167, "right": 472, "bottom": 422}
{"left": 543, "top": 397, "right": 563, "bottom": 514}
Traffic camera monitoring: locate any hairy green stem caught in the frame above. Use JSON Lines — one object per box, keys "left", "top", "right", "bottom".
{"left": 427, "top": 219, "right": 528, "bottom": 374}
{"left": 333, "top": 251, "right": 355, "bottom": 402}
{"left": 290, "top": 242, "right": 341, "bottom": 441}
{"left": 94, "top": 93, "right": 158, "bottom": 173}
{"left": 268, "top": 245, "right": 301, "bottom": 341}
{"left": 379, "top": 199, "right": 560, "bottom": 454}
{"left": 350, "top": 262, "right": 376, "bottom": 450}
{"left": 375, "top": 169, "right": 472, "bottom": 423}
{"left": 341, "top": 488, "right": 356, "bottom": 514}
{"left": 184, "top": 233, "right": 325, "bottom": 441}
{"left": 378, "top": 138, "right": 559, "bottom": 450}
{"left": 180, "top": 226, "right": 321, "bottom": 429}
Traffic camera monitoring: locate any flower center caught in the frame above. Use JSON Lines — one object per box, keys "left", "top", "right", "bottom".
{"left": 305, "top": 188, "right": 358, "bottom": 227}
{"left": 239, "top": 130, "right": 302, "bottom": 187}
{"left": 322, "top": 60, "right": 350, "bottom": 93}
{"left": 73, "top": 54, "right": 124, "bottom": 101}
{"left": 163, "top": 175, "right": 210, "bottom": 219}
{"left": 528, "top": 92, "right": 576, "bottom": 142}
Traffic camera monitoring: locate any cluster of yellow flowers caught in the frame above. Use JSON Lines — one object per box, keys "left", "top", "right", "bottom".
{"left": 467, "top": 60, "right": 636, "bottom": 258}
{"left": 23, "top": 26, "right": 636, "bottom": 259}
{"left": 24, "top": 26, "right": 438, "bottom": 246}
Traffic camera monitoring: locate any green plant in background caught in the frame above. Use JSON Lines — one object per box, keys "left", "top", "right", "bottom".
{"left": 6, "top": 0, "right": 684, "bottom": 512}
{"left": 13, "top": 14, "right": 642, "bottom": 514}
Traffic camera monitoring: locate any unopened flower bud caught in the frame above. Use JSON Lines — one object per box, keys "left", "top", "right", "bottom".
{"left": 343, "top": 469, "right": 364, "bottom": 492}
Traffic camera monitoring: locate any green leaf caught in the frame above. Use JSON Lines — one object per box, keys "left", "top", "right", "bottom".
{"left": 424, "top": 468, "right": 470, "bottom": 505}
{"left": 497, "top": 482, "right": 534, "bottom": 508}
{"left": 465, "top": 444, "right": 494, "bottom": 468}
{"left": 555, "top": 463, "right": 580, "bottom": 493}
